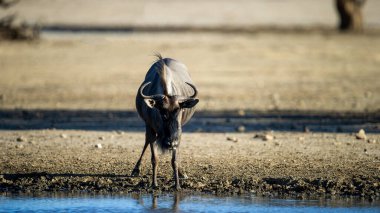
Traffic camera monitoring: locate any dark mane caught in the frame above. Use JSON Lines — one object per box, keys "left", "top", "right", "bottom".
{"left": 153, "top": 52, "right": 169, "bottom": 96}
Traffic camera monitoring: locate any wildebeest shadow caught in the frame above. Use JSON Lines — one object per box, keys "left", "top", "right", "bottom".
{"left": 0, "top": 109, "right": 379, "bottom": 133}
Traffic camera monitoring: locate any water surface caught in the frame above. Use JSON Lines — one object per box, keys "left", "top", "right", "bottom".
{"left": 0, "top": 193, "right": 379, "bottom": 213}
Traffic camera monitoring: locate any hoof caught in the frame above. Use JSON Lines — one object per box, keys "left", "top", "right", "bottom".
{"left": 152, "top": 184, "right": 159, "bottom": 189}
{"left": 131, "top": 168, "right": 140, "bottom": 177}
{"left": 175, "top": 186, "right": 182, "bottom": 191}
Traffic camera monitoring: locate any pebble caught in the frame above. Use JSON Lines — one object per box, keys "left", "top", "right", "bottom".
{"left": 254, "top": 133, "right": 275, "bottom": 141}
{"left": 236, "top": 125, "right": 246, "bottom": 133}
{"left": 274, "top": 141, "right": 281, "bottom": 146}
{"left": 16, "top": 136, "right": 27, "bottom": 142}
{"left": 226, "top": 136, "right": 238, "bottom": 143}
{"left": 367, "top": 139, "right": 376, "bottom": 144}
{"left": 95, "top": 144, "right": 102, "bottom": 149}
{"left": 99, "top": 136, "right": 106, "bottom": 140}
{"left": 264, "top": 134, "right": 274, "bottom": 141}
{"left": 355, "top": 129, "right": 366, "bottom": 140}
{"left": 15, "top": 144, "right": 24, "bottom": 149}
{"left": 60, "top": 134, "right": 68, "bottom": 139}
{"left": 28, "top": 140, "right": 37, "bottom": 145}
{"left": 116, "top": 131, "right": 124, "bottom": 135}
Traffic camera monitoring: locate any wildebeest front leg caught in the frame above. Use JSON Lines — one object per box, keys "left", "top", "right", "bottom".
{"left": 150, "top": 142, "right": 159, "bottom": 188}
{"left": 171, "top": 148, "right": 181, "bottom": 190}
{"left": 131, "top": 127, "right": 156, "bottom": 177}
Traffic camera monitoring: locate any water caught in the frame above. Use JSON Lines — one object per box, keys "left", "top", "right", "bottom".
{"left": 1, "top": 193, "right": 379, "bottom": 213}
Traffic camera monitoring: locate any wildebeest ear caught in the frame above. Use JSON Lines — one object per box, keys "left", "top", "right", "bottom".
{"left": 179, "top": 98, "right": 199, "bottom": 109}
{"left": 144, "top": 99, "right": 156, "bottom": 109}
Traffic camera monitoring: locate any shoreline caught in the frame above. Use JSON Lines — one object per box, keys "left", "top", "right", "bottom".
{"left": 1, "top": 172, "right": 379, "bottom": 201}
{"left": 1, "top": 130, "right": 379, "bottom": 200}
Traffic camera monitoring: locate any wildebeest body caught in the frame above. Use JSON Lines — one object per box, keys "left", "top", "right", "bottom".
{"left": 132, "top": 54, "right": 199, "bottom": 190}
{"left": 136, "top": 58, "right": 196, "bottom": 147}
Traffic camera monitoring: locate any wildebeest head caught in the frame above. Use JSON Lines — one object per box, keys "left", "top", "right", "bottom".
{"left": 139, "top": 82, "right": 199, "bottom": 149}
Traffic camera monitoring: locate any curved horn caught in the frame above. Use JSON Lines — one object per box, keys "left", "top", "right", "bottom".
{"left": 185, "top": 82, "right": 198, "bottom": 98}
{"left": 139, "top": 82, "right": 165, "bottom": 100}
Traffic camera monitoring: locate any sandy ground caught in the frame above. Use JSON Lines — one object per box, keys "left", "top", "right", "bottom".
{"left": 1, "top": 32, "right": 380, "bottom": 111}
{"left": 0, "top": 31, "right": 380, "bottom": 199}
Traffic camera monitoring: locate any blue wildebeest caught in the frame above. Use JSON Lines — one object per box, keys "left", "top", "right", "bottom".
{"left": 131, "top": 54, "right": 199, "bottom": 190}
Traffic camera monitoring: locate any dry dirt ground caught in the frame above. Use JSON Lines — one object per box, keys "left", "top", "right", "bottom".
{"left": 0, "top": 32, "right": 380, "bottom": 199}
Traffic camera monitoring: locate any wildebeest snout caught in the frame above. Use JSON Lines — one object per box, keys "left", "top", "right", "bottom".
{"left": 162, "top": 137, "right": 179, "bottom": 150}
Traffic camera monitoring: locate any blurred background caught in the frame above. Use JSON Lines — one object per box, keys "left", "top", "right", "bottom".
{"left": 1, "top": 0, "right": 380, "bottom": 30}
{"left": 0, "top": 0, "right": 379, "bottom": 131}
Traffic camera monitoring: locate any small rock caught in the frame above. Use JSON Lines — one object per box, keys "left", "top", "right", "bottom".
{"left": 15, "top": 144, "right": 24, "bottom": 149}
{"left": 274, "top": 141, "right": 280, "bottom": 146}
{"left": 16, "top": 136, "right": 27, "bottom": 142}
{"left": 264, "top": 134, "right": 274, "bottom": 141}
{"left": 60, "top": 134, "right": 68, "bottom": 139}
{"left": 95, "top": 144, "right": 102, "bottom": 149}
{"left": 355, "top": 129, "right": 366, "bottom": 140}
{"left": 99, "top": 136, "right": 106, "bottom": 140}
{"left": 367, "top": 139, "right": 376, "bottom": 144}
{"left": 364, "top": 148, "right": 368, "bottom": 153}
{"left": 253, "top": 133, "right": 275, "bottom": 141}
{"left": 116, "top": 131, "right": 124, "bottom": 135}
{"left": 28, "top": 140, "right": 37, "bottom": 145}
{"left": 236, "top": 125, "right": 246, "bottom": 133}
{"left": 226, "top": 136, "right": 238, "bottom": 143}
{"left": 303, "top": 127, "right": 310, "bottom": 133}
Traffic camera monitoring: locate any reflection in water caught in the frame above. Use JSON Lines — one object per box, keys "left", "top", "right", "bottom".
{"left": 128, "top": 193, "right": 183, "bottom": 211}
{"left": 139, "top": 192, "right": 183, "bottom": 211}
{"left": 0, "top": 192, "right": 380, "bottom": 213}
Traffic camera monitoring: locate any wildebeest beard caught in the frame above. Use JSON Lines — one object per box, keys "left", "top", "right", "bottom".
{"left": 157, "top": 110, "right": 182, "bottom": 150}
